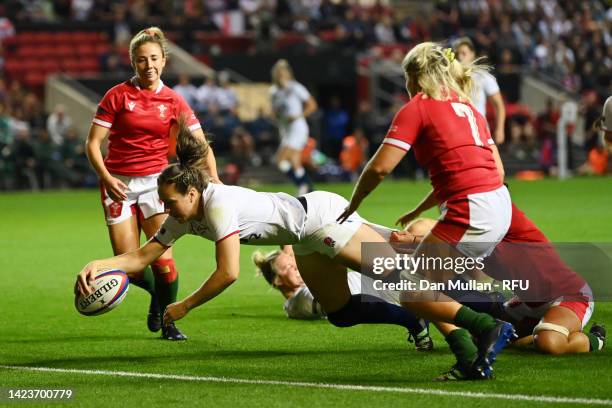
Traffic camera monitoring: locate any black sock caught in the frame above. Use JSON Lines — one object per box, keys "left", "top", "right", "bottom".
{"left": 327, "top": 294, "right": 426, "bottom": 335}
{"left": 293, "top": 167, "right": 312, "bottom": 190}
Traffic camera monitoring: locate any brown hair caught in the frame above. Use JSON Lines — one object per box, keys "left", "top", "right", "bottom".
{"left": 129, "top": 26, "right": 168, "bottom": 67}
{"left": 158, "top": 117, "right": 210, "bottom": 194}
{"left": 452, "top": 36, "right": 476, "bottom": 53}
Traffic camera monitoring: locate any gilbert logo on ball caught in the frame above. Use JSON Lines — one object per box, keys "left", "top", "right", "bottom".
{"left": 75, "top": 269, "right": 129, "bottom": 316}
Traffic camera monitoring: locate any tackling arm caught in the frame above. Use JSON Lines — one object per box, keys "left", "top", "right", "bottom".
{"left": 338, "top": 144, "right": 406, "bottom": 223}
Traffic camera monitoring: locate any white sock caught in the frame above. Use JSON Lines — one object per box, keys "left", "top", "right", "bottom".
{"left": 294, "top": 167, "right": 305, "bottom": 178}
{"left": 278, "top": 160, "right": 291, "bottom": 173}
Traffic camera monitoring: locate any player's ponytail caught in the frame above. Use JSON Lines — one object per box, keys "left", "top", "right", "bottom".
{"left": 401, "top": 42, "right": 489, "bottom": 103}
{"left": 158, "top": 116, "right": 210, "bottom": 194}
{"left": 129, "top": 26, "right": 169, "bottom": 66}
{"left": 253, "top": 250, "right": 282, "bottom": 287}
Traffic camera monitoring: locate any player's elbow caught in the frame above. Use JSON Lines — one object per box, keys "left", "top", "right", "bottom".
{"left": 221, "top": 268, "right": 239, "bottom": 285}
{"left": 367, "top": 163, "right": 391, "bottom": 179}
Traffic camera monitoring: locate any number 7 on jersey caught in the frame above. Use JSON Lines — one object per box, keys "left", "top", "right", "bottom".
{"left": 451, "top": 102, "right": 484, "bottom": 146}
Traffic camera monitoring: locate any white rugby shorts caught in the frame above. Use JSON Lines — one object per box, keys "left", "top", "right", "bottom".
{"left": 99, "top": 173, "right": 165, "bottom": 225}
{"left": 279, "top": 117, "right": 309, "bottom": 150}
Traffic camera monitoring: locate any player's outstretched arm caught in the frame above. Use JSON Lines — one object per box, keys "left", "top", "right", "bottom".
{"left": 75, "top": 238, "right": 167, "bottom": 297}
{"left": 338, "top": 144, "right": 406, "bottom": 223}
{"left": 164, "top": 234, "right": 240, "bottom": 324}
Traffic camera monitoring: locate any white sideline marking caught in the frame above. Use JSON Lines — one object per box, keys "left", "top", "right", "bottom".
{"left": 2, "top": 365, "right": 611, "bottom": 406}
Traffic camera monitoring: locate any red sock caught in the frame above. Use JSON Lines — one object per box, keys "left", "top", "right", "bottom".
{"left": 152, "top": 258, "right": 178, "bottom": 284}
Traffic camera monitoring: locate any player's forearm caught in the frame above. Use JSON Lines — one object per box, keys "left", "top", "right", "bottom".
{"left": 85, "top": 138, "right": 111, "bottom": 181}
{"left": 182, "top": 269, "right": 238, "bottom": 311}
{"left": 89, "top": 241, "right": 165, "bottom": 278}
{"left": 491, "top": 94, "right": 506, "bottom": 143}
{"left": 350, "top": 164, "right": 387, "bottom": 209}
{"left": 490, "top": 144, "right": 506, "bottom": 182}
{"left": 89, "top": 253, "right": 146, "bottom": 278}
{"left": 204, "top": 147, "right": 219, "bottom": 181}
{"left": 414, "top": 190, "right": 437, "bottom": 214}
{"left": 303, "top": 98, "right": 317, "bottom": 118}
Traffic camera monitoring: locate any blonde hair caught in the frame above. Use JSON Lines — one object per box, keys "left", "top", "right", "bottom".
{"left": 252, "top": 250, "right": 282, "bottom": 286}
{"left": 402, "top": 42, "right": 489, "bottom": 102}
{"left": 129, "top": 26, "right": 168, "bottom": 66}
{"left": 271, "top": 59, "right": 294, "bottom": 86}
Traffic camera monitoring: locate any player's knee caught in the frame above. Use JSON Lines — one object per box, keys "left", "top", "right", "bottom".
{"left": 534, "top": 331, "right": 568, "bottom": 355}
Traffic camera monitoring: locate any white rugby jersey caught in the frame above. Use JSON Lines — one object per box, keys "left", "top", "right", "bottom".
{"left": 155, "top": 183, "right": 306, "bottom": 246}
{"left": 471, "top": 70, "right": 500, "bottom": 118}
{"left": 284, "top": 285, "right": 325, "bottom": 319}
{"left": 269, "top": 80, "right": 311, "bottom": 124}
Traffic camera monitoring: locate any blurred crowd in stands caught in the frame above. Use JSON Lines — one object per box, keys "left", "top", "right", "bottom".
{"left": 0, "top": 79, "right": 95, "bottom": 190}
{"left": 0, "top": 0, "right": 610, "bottom": 190}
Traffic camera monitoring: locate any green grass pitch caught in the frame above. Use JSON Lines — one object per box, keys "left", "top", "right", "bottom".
{"left": 1, "top": 178, "right": 611, "bottom": 407}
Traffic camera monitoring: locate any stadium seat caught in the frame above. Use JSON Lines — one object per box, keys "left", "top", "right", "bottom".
{"left": 23, "top": 72, "right": 46, "bottom": 87}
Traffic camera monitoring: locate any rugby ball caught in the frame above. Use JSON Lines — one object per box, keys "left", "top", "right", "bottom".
{"left": 75, "top": 269, "right": 129, "bottom": 316}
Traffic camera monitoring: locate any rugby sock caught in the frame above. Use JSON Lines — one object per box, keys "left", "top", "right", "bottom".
{"left": 327, "top": 294, "right": 425, "bottom": 334}
{"left": 152, "top": 259, "right": 179, "bottom": 317}
{"left": 129, "top": 266, "right": 156, "bottom": 295}
{"left": 293, "top": 167, "right": 313, "bottom": 192}
{"left": 587, "top": 333, "right": 604, "bottom": 351}
{"left": 446, "top": 328, "right": 478, "bottom": 367}
{"left": 453, "top": 305, "right": 497, "bottom": 337}
{"left": 278, "top": 160, "right": 298, "bottom": 185}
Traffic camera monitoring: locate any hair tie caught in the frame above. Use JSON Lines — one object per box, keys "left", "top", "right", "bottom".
{"left": 443, "top": 48, "right": 455, "bottom": 63}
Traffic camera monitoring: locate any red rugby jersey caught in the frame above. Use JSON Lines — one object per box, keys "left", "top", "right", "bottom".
{"left": 93, "top": 78, "right": 201, "bottom": 176}
{"left": 382, "top": 93, "right": 501, "bottom": 202}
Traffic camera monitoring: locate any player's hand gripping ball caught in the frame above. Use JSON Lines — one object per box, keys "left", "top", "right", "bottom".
{"left": 75, "top": 269, "right": 129, "bottom": 316}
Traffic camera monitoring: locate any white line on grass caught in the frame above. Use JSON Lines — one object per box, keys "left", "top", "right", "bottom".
{"left": 2, "top": 365, "right": 611, "bottom": 406}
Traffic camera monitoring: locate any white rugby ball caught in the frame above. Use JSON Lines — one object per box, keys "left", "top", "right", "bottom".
{"left": 75, "top": 269, "right": 129, "bottom": 316}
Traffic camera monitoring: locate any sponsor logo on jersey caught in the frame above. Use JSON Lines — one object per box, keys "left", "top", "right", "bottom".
{"left": 240, "top": 233, "right": 262, "bottom": 243}
{"left": 158, "top": 104, "right": 167, "bottom": 118}
{"left": 323, "top": 237, "right": 336, "bottom": 248}
{"left": 127, "top": 101, "right": 136, "bottom": 111}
